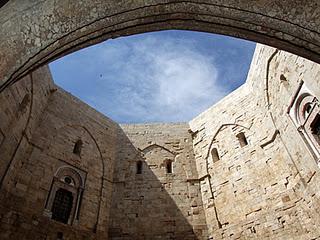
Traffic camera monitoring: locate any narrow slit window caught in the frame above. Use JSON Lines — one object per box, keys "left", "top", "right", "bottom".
{"left": 19, "top": 93, "right": 30, "bottom": 112}
{"left": 211, "top": 148, "right": 220, "bottom": 163}
{"left": 166, "top": 161, "right": 172, "bottom": 174}
{"left": 236, "top": 132, "right": 248, "bottom": 147}
{"left": 136, "top": 161, "right": 142, "bottom": 174}
{"left": 73, "top": 139, "right": 83, "bottom": 156}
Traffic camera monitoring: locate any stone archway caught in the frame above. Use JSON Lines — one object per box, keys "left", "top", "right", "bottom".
{"left": 0, "top": 0, "right": 319, "bottom": 92}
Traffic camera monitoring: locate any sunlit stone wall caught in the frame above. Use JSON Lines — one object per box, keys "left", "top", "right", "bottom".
{"left": 0, "top": 44, "right": 319, "bottom": 240}
{"left": 189, "top": 44, "right": 320, "bottom": 239}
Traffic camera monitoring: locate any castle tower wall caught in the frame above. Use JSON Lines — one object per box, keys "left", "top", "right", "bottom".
{"left": 189, "top": 44, "right": 320, "bottom": 239}
{"left": 109, "top": 123, "right": 208, "bottom": 239}
{"left": 0, "top": 66, "right": 119, "bottom": 239}
{"left": 0, "top": 44, "right": 319, "bottom": 240}
{"left": 0, "top": 66, "right": 54, "bottom": 189}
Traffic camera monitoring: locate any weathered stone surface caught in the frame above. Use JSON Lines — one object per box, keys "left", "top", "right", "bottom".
{"left": 110, "top": 123, "right": 208, "bottom": 239}
{"left": 0, "top": 0, "right": 320, "bottom": 93}
{"left": 0, "top": 19, "right": 320, "bottom": 240}
{"left": 0, "top": 66, "right": 119, "bottom": 239}
{"left": 189, "top": 44, "right": 320, "bottom": 239}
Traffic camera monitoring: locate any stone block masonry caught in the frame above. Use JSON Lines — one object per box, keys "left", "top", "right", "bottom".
{"left": 109, "top": 123, "right": 208, "bottom": 239}
{"left": 0, "top": 44, "right": 320, "bottom": 239}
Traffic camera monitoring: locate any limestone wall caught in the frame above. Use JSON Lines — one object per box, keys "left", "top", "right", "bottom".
{"left": 0, "top": 44, "right": 320, "bottom": 240}
{"left": 109, "top": 123, "right": 208, "bottom": 239}
{"left": 189, "top": 44, "right": 320, "bottom": 239}
{"left": 0, "top": 66, "right": 119, "bottom": 240}
{"left": 0, "top": 66, "right": 54, "bottom": 188}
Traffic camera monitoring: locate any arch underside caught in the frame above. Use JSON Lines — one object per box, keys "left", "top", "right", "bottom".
{"left": 0, "top": 0, "right": 319, "bottom": 92}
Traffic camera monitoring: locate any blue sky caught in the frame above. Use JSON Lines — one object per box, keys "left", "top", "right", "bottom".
{"left": 49, "top": 30, "right": 256, "bottom": 123}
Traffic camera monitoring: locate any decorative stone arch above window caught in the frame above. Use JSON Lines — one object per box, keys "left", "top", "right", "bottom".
{"left": 296, "top": 93, "right": 316, "bottom": 126}
{"left": 205, "top": 124, "right": 251, "bottom": 157}
{"left": 141, "top": 143, "right": 176, "bottom": 156}
{"left": 288, "top": 81, "right": 320, "bottom": 161}
{"left": 139, "top": 143, "right": 176, "bottom": 174}
{"left": 56, "top": 166, "right": 84, "bottom": 188}
{"left": 204, "top": 123, "right": 252, "bottom": 171}
{"left": 43, "top": 165, "right": 86, "bottom": 225}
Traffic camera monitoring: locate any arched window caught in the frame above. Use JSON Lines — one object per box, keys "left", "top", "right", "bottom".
{"left": 236, "top": 132, "right": 248, "bottom": 147}
{"left": 44, "top": 166, "right": 85, "bottom": 225}
{"left": 296, "top": 94, "right": 315, "bottom": 125}
{"left": 301, "top": 99, "right": 320, "bottom": 150}
{"left": 166, "top": 160, "right": 173, "bottom": 174}
{"left": 211, "top": 148, "right": 220, "bottom": 163}
{"left": 136, "top": 161, "right": 142, "bottom": 174}
{"left": 73, "top": 139, "right": 83, "bottom": 156}
{"left": 288, "top": 82, "right": 320, "bottom": 161}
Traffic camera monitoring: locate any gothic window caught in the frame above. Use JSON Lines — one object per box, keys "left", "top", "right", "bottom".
{"left": 236, "top": 132, "right": 248, "bottom": 147}
{"left": 211, "top": 148, "right": 220, "bottom": 162}
{"left": 288, "top": 82, "right": 320, "bottom": 161}
{"left": 296, "top": 94, "right": 315, "bottom": 125}
{"left": 296, "top": 93, "right": 320, "bottom": 150}
{"left": 52, "top": 188, "right": 74, "bottom": 224}
{"left": 166, "top": 160, "right": 173, "bottom": 174}
{"left": 136, "top": 161, "right": 142, "bottom": 174}
{"left": 44, "top": 166, "right": 85, "bottom": 225}
{"left": 73, "top": 139, "right": 83, "bottom": 156}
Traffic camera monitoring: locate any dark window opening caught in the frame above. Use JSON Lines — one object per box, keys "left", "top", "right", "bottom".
{"left": 236, "top": 132, "right": 248, "bottom": 147}
{"left": 19, "top": 93, "right": 30, "bottom": 112}
{"left": 311, "top": 114, "right": 320, "bottom": 144}
{"left": 211, "top": 148, "right": 220, "bottom": 162}
{"left": 166, "top": 161, "right": 172, "bottom": 174}
{"left": 280, "top": 74, "right": 287, "bottom": 82}
{"left": 73, "top": 139, "right": 83, "bottom": 156}
{"left": 51, "top": 188, "right": 73, "bottom": 224}
{"left": 136, "top": 161, "right": 142, "bottom": 174}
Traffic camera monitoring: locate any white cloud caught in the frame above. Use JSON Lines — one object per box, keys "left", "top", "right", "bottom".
{"left": 85, "top": 35, "right": 228, "bottom": 123}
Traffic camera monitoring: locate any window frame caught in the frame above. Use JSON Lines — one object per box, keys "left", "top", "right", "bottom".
{"left": 44, "top": 166, "right": 85, "bottom": 225}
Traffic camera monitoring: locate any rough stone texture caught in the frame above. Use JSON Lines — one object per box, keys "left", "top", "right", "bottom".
{"left": 189, "top": 44, "right": 320, "bottom": 239}
{"left": 0, "top": 66, "right": 119, "bottom": 239}
{"left": 0, "top": 42, "right": 320, "bottom": 239}
{"left": 0, "top": 66, "right": 54, "bottom": 188}
{"left": 0, "top": 0, "right": 320, "bottom": 93}
{"left": 109, "top": 123, "right": 208, "bottom": 239}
